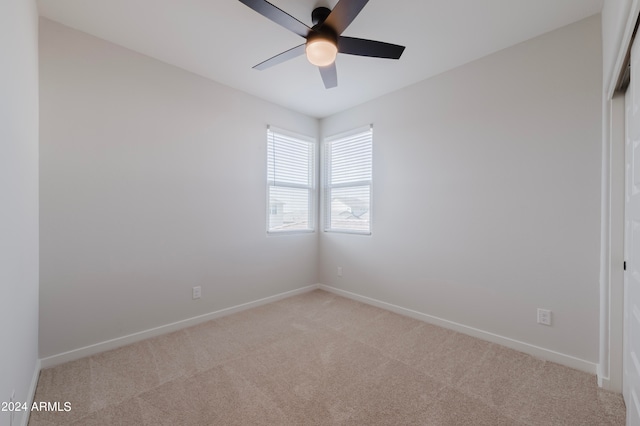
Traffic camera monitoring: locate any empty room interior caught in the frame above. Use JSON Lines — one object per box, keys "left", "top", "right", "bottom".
{"left": 3, "top": 0, "right": 640, "bottom": 424}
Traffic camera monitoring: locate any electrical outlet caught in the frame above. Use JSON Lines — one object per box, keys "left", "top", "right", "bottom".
{"left": 537, "top": 308, "right": 552, "bottom": 326}
{"left": 192, "top": 286, "right": 201, "bottom": 300}
{"left": 337, "top": 266, "right": 343, "bottom": 277}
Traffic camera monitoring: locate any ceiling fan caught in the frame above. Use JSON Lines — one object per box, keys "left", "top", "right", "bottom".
{"left": 238, "top": 0, "right": 406, "bottom": 89}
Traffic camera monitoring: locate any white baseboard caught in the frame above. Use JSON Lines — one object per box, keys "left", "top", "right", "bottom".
{"left": 596, "top": 363, "right": 615, "bottom": 390}
{"left": 19, "top": 358, "right": 41, "bottom": 426}
{"left": 40, "top": 284, "right": 319, "bottom": 369}
{"left": 39, "top": 283, "right": 598, "bottom": 377}
{"left": 599, "top": 376, "right": 612, "bottom": 389}
{"left": 319, "top": 284, "right": 597, "bottom": 375}
{"left": 597, "top": 364, "right": 605, "bottom": 387}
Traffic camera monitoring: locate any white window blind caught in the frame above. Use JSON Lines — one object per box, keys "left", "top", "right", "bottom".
{"left": 267, "top": 127, "right": 315, "bottom": 233}
{"left": 324, "top": 125, "right": 372, "bottom": 234}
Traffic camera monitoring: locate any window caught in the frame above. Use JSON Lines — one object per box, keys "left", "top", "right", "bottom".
{"left": 323, "top": 125, "right": 373, "bottom": 234}
{"left": 267, "top": 126, "right": 315, "bottom": 233}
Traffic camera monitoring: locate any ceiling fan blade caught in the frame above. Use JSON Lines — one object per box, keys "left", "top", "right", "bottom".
{"left": 319, "top": 63, "right": 337, "bottom": 89}
{"left": 338, "top": 36, "right": 405, "bottom": 59}
{"left": 253, "top": 44, "right": 306, "bottom": 70}
{"left": 238, "top": 0, "right": 311, "bottom": 38}
{"left": 323, "top": 0, "right": 369, "bottom": 35}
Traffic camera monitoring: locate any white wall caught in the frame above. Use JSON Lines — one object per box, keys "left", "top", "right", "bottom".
{"left": 39, "top": 19, "right": 318, "bottom": 359}
{"left": 0, "top": 0, "right": 40, "bottom": 424}
{"left": 320, "top": 16, "right": 603, "bottom": 364}
{"left": 38, "top": 14, "right": 604, "bottom": 370}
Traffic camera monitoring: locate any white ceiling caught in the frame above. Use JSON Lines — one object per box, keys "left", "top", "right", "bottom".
{"left": 37, "top": 0, "right": 604, "bottom": 118}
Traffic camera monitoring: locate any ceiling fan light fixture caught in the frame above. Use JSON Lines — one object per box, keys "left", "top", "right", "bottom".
{"left": 239, "top": 0, "right": 406, "bottom": 89}
{"left": 305, "top": 38, "right": 338, "bottom": 67}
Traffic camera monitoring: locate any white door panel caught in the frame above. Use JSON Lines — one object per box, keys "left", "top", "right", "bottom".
{"left": 625, "top": 33, "right": 640, "bottom": 426}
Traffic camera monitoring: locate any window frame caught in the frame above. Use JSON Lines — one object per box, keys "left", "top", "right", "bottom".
{"left": 266, "top": 126, "right": 316, "bottom": 234}
{"left": 323, "top": 125, "right": 373, "bottom": 235}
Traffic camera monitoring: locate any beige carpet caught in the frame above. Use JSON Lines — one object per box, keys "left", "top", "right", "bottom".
{"left": 29, "top": 289, "right": 625, "bottom": 425}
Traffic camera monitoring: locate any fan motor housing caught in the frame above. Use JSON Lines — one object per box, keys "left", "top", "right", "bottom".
{"left": 311, "top": 7, "right": 331, "bottom": 26}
